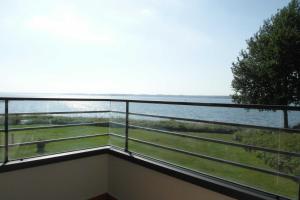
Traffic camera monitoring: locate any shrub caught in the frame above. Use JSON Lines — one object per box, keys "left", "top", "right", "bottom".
{"left": 233, "top": 129, "right": 300, "bottom": 175}
{"left": 129, "top": 119, "right": 238, "bottom": 134}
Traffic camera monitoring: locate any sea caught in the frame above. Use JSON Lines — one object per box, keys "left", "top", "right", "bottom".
{"left": 0, "top": 92, "right": 299, "bottom": 129}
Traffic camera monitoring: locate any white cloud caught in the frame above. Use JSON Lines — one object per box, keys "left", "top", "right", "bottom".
{"left": 25, "top": 9, "right": 113, "bottom": 44}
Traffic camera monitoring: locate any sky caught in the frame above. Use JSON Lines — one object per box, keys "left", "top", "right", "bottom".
{"left": 0, "top": 0, "right": 290, "bottom": 95}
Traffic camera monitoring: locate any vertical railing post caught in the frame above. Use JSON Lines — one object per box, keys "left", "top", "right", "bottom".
{"left": 283, "top": 108, "right": 289, "bottom": 128}
{"left": 4, "top": 99, "right": 9, "bottom": 163}
{"left": 298, "top": 179, "right": 300, "bottom": 200}
{"left": 125, "top": 101, "right": 129, "bottom": 152}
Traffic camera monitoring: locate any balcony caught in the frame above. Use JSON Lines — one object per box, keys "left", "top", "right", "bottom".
{"left": 0, "top": 97, "right": 299, "bottom": 200}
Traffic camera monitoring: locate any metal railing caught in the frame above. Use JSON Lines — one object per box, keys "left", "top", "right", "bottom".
{"left": 0, "top": 97, "right": 300, "bottom": 199}
{"left": 111, "top": 99, "right": 300, "bottom": 200}
{"left": 0, "top": 98, "right": 111, "bottom": 162}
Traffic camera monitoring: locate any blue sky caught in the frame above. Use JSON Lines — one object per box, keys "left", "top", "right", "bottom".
{"left": 0, "top": 0, "right": 290, "bottom": 95}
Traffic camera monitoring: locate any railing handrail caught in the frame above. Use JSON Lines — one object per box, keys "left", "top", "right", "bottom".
{"left": 0, "top": 110, "right": 110, "bottom": 116}
{"left": 0, "top": 97, "right": 300, "bottom": 111}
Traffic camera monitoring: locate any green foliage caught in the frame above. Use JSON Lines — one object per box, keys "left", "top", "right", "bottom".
{"left": 233, "top": 129, "right": 300, "bottom": 175}
{"left": 5, "top": 115, "right": 108, "bottom": 125}
{"left": 231, "top": 0, "right": 300, "bottom": 106}
{"left": 129, "top": 119, "right": 238, "bottom": 134}
{"left": 293, "top": 122, "right": 300, "bottom": 129}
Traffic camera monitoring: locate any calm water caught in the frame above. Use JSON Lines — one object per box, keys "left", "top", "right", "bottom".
{"left": 0, "top": 93, "right": 299, "bottom": 128}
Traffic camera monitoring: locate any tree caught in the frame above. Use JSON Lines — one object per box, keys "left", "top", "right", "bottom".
{"left": 231, "top": 0, "right": 300, "bottom": 128}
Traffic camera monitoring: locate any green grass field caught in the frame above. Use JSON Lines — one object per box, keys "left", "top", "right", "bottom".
{"left": 0, "top": 125, "right": 109, "bottom": 160}
{"left": 0, "top": 123, "right": 298, "bottom": 199}
{"left": 110, "top": 127, "right": 298, "bottom": 199}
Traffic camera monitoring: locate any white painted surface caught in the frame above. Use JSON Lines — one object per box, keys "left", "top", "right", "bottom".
{"left": 0, "top": 155, "right": 108, "bottom": 200}
{"left": 108, "top": 155, "right": 235, "bottom": 200}
{"left": 0, "top": 154, "right": 235, "bottom": 200}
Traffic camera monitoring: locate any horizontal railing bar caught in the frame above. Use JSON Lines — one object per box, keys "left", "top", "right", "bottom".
{"left": 0, "top": 110, "right": 110, "bottom": 116}
{"left": 124, "top": 100, "right": 300, "bottom": 111}
{"left": 5, "top": 146, "right": 111, "bottom": 163}
{"left": 110, "top": 122, "right": 300, "bottom": 157}
{"left": 111, "top": 110, "right": 127, "bottom": 114}
{"left": 109, "top": 134, "right": 126, "bottom": 139}
{"left": 0, "top": 97, "right": 114, "bottom": 101}
{"left": 0, "top": 122, "right": 108, "bottom": 132}
{"left": 114, "top": 111, "right": 300, "bottom": 133}
{"left": 0, "top": 97, "right": 300, "bottom": 111}
{"left": 5, "top": 133, "right": 109, "bottom": 147}
{"left": 109, "top": 133, "right": 296, "bottom": 181}
{"left": 110, "top": 145, "right": 124, "bottom": 151}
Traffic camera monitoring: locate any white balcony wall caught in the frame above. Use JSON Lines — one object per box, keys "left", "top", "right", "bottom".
{"left": 108, "top": 155, "right": 235, "bottom": 200}
{"left": 0, "top": 153, "right": 235, "bottom": 200}
{"left": 0, "top": 155, "right": 108, "bottom": 200}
